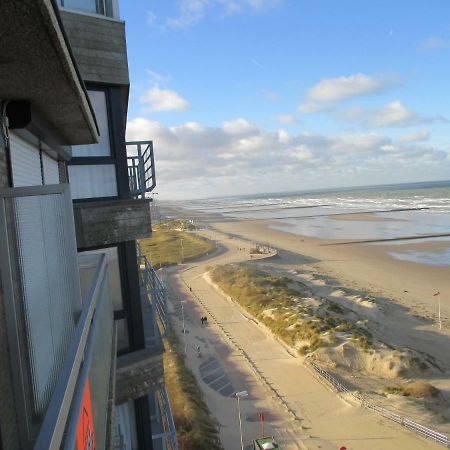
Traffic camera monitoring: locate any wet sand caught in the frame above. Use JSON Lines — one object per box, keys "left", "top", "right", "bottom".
{"left": 211, "top": 218, "right": 450, "bottom": 329}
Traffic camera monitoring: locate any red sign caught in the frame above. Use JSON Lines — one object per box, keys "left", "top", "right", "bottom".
{"left": 76, "top": 380, "right": 96, "bottom": 450}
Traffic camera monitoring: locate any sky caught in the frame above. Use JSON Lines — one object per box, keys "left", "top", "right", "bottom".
{"left": 121, "top": 0, "right": 450, "bottom": 200}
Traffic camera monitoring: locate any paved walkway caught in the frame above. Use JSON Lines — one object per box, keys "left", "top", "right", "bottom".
{"left": 165, "top": 230, "right": 441, "bottom": 450}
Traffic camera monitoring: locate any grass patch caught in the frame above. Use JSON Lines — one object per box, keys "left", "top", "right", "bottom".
{"left": 384, "top": 381, "right": 440, "bottom": 399}
{"left": 164, "top": 330, "right": 223, "bottom": 450}
{"left": 210, "top": 265, "right": 372, "bottom": 355}
{"left": 139, "top": 220, "right": 215, "bottom": 267}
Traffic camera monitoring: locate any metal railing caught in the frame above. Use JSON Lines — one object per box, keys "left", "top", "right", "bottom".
{"left": 306, "top": 358, "right": 450, "bottom": 447}
{"left": 127, "top": 141, "right": 156, "bottom": 198}
{"left": 137, "top": 244, "right": 169, "bottom": 336}
{"left": 34, "top": 253, "right": 115, "bottom": 449}
{"left": 150, "top": 389, "right": 178, "bottom": 450}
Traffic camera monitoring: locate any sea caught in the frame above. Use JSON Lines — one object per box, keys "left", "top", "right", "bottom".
{"left": 183, "top": 180, "right": 450, "bottom": 267}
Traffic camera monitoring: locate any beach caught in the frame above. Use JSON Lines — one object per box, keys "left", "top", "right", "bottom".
{"left": 212, "top": 217, "right": 450, "bottom": 329}
{"left": 162, "top": 219, "right": 449, "bottom": 449}
{"left": 160, "top": 182, "right": 450, "bottom": 444}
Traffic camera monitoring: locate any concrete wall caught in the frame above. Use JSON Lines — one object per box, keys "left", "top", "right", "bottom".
{"left": 73, "top": 199, "right": 152, "bottom": 249}
{"left": 115, "top": 350, "right": 164, "bottom": 405}
{"left": 60, "top": 11, "right": 129, "bottom": 86}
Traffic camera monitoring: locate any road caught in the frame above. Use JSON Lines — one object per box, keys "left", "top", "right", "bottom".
{"left": 164, "top": 229, "right": 441, "bottom": 450}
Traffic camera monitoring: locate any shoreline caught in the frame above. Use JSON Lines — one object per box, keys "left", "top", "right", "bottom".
{"left": 210, "top": 218, "right": 450, "bottom": 325}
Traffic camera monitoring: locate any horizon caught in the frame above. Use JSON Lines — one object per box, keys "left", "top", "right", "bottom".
{"left": 162, "top": 178, "right": 450, "bottom": 202}
{"left": 121, "top": 1, "right": 450, "bottom": 200}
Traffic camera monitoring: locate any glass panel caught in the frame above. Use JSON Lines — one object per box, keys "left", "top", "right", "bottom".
{"left": 68, "top": 164, "right": 118, "bottom": 199}
{"left": 80, "top": 247, "right": 124, "bottom": 311}
{"left": 88, "top": 273, "right": 113, "bottom": 450}
{"left": 2, "top": 189, "right": 82, "bottom": 416}
{"left": 63, "top": 0, "right": 98, "bottom": 14}
{"left": 114, "top": 401, "right": 139, "bottom": 450}
{"left": 116, "top": 318, "right": 130, "bottom": 352}
{"left": 72, "top": 90, "right": 111, "bottom": 157}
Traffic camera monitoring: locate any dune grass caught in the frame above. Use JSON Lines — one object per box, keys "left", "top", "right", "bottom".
{"left": 210, "top": 264, "right": 372, "bottom": 354}
{"left": 384, "top": 381, "right": 440, "bottom": 398}
{"left": 164, "top": 330, "right": 223, "bottom": 450}
{"left": 139, "top": 220, "right": 215, "bottom": 267}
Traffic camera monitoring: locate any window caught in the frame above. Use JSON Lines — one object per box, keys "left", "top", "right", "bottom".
{"left": 62, "top": 0, "right": 98, "bottom": 14}
{"left": 68, "top": 164, "right": 117, "bottom": 199}
{"left": 73, "top": 90, "right": 111, "bottom": 157}
{"left": 57, "top": 0, "right": 119, "bottom": 19}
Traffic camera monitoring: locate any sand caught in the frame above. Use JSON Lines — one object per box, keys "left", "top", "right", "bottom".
{"left": 164, "top": 228, "right": 446, "bottom": 449}
{"left": 208, "top": 218, "right": 450, "bottom": 428}
{"left": 212, "top": 218, "right": 450, "bottom": 331}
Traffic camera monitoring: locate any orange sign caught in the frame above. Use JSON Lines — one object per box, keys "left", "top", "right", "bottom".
{"left": 76, "top": 380, "right": 96, "bottom": 450}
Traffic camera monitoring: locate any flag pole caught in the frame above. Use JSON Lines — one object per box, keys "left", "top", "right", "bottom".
{"left": 439, "top": 295, "right": 442, "bottom": 330}
{"left": 434, "top": 291, "right": 442, "bottom": 330}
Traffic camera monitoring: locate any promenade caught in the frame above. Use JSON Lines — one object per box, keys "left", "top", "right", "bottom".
{"left": 164, "top": 229, "right": 440, "bottom": 450}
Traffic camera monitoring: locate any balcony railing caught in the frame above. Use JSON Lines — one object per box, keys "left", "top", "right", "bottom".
{"left": 138, "top": 252, "right": 169, "bottom": 337}
{"left": 34, "top": 253, "right": 114, "bottom": 449}
{"left": 127, "top": 141, "right": 156, "bottom": 199}
{"left": 150, "top": 389, "right": 178, "bottom": 450}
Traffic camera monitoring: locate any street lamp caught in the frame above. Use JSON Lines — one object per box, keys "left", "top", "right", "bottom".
{"left": 180, "top": 238, "right": 184, "bottom": 263}
{"left": 235, "top": 390, "right": 248, "bottom": 450}
{"left": 180, "top": 300, "right": 187, "bottom": 354}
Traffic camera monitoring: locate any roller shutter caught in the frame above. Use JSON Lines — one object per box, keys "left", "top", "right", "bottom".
{"left": 42, "top": 153, "right": 60, "bottom": 184}
{"left": 9, "top": 133, "right": 42, "bottom": 187}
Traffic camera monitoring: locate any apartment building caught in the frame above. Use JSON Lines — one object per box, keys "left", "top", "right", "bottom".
{"left": 0, "top": 1, "right": 175, "bottom": 449}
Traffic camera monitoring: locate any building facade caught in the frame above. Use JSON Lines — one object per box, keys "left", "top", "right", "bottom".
{"left": 0, "top": 1, "right": 174, "bottom": 449}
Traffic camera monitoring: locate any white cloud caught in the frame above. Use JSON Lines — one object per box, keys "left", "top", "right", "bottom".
{"left": 338, "top": 101, "right": 447, "bottom": 128}
{"left": 167, "top": 0, "right": 281, "bottom": 28}
{"left": 139, "top": 86, "right": 190, "bottom": 112}
{"left": 398, "top": 131, "right": 430, "bottom": 143}
{"left": 126, "top": 116, "right": 449, "bottom": 198}
{"left": 298, "top": 73, "right": 397, "bottom": 114}
{"left": 146, "top": 69, "right": 171, "bottom": 84}
{"left": 367, "top": 101, "right": 423, "bottom": 127}
{"left": 277, "top": 114, "right": 297, "bottom": 124}
{"left": 306, "top": 73, "right": 390, "bottom": 103}
{"left": 261, "top": 90, "right": 280, "bottom": 101}
{"left": 297, "top": 102, "right": 333, "bottom": 114}
{"left": 222, "top": 118, "right": 259, "bottom": 136}
{"left": 147, "top": 11, "right": 157, "bottom": 25}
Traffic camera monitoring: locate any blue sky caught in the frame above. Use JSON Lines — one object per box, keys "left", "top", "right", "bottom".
{"left": 121, "top": 0, "right": 450, "bottom": 199}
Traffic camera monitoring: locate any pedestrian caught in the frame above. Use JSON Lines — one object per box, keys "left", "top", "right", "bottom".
{"left": 197, "top": 345, "right": 201, "bottom": 356}
{"left": 204, "top": 316, "right": 208, "bottom": 325}
{"left": 201, "top": 317, "right": 204, "bottom": 325}
{"left": 189, "top": 286, "right": 192, "bottom": 292}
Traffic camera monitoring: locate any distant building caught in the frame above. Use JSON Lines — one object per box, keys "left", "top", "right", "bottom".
{"left": 0, "top": 1, "right": 175, "bottom": 449}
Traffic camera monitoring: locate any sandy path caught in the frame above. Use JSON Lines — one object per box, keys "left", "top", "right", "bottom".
{"left": 165, "top": 230, "right": 441, "bottom": 450}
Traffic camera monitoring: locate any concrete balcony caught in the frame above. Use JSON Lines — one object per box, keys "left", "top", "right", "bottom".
{"left": 73, "top": 197, "right": 152, "bottom": 249}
